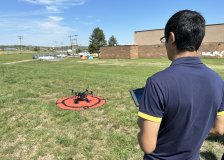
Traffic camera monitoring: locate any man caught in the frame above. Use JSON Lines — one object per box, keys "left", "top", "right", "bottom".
{"left": 137, "top": 10, "right": 224, "bottom": 160}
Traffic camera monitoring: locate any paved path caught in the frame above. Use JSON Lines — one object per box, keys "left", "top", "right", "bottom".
{"left": 3, "top": 59, "right": 33, "bottom": 64}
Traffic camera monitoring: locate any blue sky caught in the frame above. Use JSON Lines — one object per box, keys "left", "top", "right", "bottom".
{"left": 0, "top": 0, "right": 224, "bottom": 47}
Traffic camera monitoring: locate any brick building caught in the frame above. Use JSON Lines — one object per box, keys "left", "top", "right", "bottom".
{"left": 100, "top": 24, "right": 224, "bottom": 59}
{"left": 135, "top": 23, "right": 224, "bottom": 45}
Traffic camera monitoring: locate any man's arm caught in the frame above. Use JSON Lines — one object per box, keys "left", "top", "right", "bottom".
{"left": 137, "top": 117, "right": 161, "bottom": 154}
{"left": 210, "top": 114, "right": 224, "bottom": 136}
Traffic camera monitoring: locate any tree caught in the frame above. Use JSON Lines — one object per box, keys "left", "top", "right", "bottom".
{"left": 108, "top": 35, "right": 118, "bottom": 46}
{"left": 33, "top": 46, "right": 40, "bottom": 52}
{"left": 88, "top": 27, "right": 107, "bottom": 55}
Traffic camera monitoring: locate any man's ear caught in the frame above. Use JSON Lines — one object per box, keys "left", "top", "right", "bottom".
{"left": 169, "top": 32, "right": 175, "bottom": 44}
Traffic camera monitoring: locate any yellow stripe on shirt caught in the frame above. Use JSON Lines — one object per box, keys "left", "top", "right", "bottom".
{"left": 138, "top": 112, "right": 162, "bottom": 123}
{"left": 217, "top": 111, "right": 224, "bottom": 116}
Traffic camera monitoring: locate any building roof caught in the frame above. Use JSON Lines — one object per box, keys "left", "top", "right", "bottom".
{"left": 135, "top": 23, "right": 224, "bottom": 33}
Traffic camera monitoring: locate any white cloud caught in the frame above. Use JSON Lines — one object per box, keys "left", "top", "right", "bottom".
{"left": 0, "top": 0, "right": 88, "bottom": 46}
{"left": 23, "top": 0, "right": 86, "bottom": 12}
{"left": 46, "top": 6, "right": 60, "bottom": 12}
{"left": 74, "top": 17, "right": 80, "bottom": 20}
{"left": 0, "top": 15, "right": 75, "bottom": 46}
{"left": 0, "top": 10, "right": 52, "bottom": 18}
{"left": 23, "top": 0, "right": 86, "bottom": 5}
{"left": 23, "top": 0, "right": 53, "bottom": 5}
{"left": 38, "top": 16, "right": 73, "bottom": 34}
{"left": 87, "top": 16, "right": 93, "bottom": 18}
{"left": 48, "top": 16, "right": 64, "bottom": 22}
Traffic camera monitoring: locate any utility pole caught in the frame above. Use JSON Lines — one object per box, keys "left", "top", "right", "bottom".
{"left": 74, "top": 35, "right": 78, "bottom": 54}
{"left": 68, "top": 35, "right": 78, "bottom": 54}
{"left": 55, "top": 41, "right": 58, "bottom": 52}
{"left": 61, "top": 42, "right": 63, "bottom": 52}
{"left": 68, "top": 35, "right": 74, "bottom": 51}
{"left": 18, "top": 36, "right": 23, "bottom": 54}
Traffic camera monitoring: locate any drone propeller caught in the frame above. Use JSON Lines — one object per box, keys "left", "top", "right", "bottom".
{"left": 69, "top": 89, "right": 75, "bottom": 94}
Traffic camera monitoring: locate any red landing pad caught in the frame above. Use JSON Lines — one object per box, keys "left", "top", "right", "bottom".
{"left": 56, "top": 95, "right": 106, "bottom": 111}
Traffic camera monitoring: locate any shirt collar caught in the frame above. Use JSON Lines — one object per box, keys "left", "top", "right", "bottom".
{"left": 170, "top": 57, "right": 203, "bottom": 66}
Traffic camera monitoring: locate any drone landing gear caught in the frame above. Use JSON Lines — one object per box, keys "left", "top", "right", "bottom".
{"left": 74, "top": 97, "right": 90, "bottom": 104}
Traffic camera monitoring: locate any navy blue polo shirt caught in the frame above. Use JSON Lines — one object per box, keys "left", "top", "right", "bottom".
{"left": 138, "top": 57, "right": 224, "bottom": 160}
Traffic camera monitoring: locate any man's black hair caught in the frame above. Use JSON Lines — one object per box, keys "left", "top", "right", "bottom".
{"left": 165, "top": 10, "right": 205, "bottom": 52}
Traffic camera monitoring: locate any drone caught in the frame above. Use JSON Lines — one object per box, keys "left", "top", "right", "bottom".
{"left": 56, "top": 88, "right": 105, "bottom": 111}
{"left": 70, "top": 89, "right": 93, "bottom": 104}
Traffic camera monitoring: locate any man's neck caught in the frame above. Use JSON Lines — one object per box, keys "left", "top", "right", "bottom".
{"left": 173, "top": 51, "right": 198, "bottom": 60}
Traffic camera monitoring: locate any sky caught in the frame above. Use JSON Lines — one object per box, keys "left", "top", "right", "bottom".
{"left": 0, "top": 0, "right": 224, "bottom": 47}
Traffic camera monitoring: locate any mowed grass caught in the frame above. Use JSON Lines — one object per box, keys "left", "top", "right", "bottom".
{"left": 0, "top": 54, "right": 223, "bottom": 160}
{"left": 0, "top": 53, "right": 33, "bottom": 63}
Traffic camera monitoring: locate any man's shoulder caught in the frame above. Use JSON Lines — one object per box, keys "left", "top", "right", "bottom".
{"left": 144, "top": 68, "right": 174, "bottom": 92}
{"left": 149, "top": 67, "right": 173, "bottom": 83}
{"left": 204, "top": 65, "right": 223, "bottom": 78}
{"left": 200, "top": 65, "right": 224, "bottom": 87}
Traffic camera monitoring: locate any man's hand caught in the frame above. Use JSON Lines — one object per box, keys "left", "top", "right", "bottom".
{"left": 210, "top": 114, "right": 224, "bottom": 136}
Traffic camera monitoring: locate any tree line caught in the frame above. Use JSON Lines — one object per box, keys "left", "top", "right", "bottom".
{"left": 88, "top": 27, "right": 118, "bottom": 54}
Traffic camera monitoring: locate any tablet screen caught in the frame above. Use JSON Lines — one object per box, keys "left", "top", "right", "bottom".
{"left": 129, "top": 87, "right": 144, "bottom": 107}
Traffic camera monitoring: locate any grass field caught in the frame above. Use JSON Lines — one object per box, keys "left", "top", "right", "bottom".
{"left": 0, "top": 54, "right": 223, "bottom": 160}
